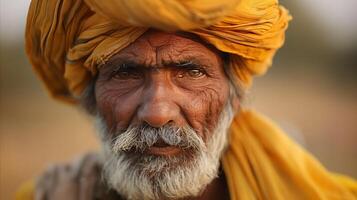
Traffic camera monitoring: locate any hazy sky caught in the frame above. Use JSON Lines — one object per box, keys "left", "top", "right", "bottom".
{"left": 299, "top": 0, "right": 357, "bottom": 49}
{"left": 0, "top": 0, "right": 31, "bottom": 43}
{"left": 1, "top": 0, "right": 356, "bottom": 48}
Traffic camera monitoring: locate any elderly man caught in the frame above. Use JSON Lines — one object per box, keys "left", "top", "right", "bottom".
{"left": 17, "top": 0, "right": 357, "bottom": 199}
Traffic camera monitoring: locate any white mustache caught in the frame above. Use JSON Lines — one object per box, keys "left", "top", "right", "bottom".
{"left": 111, "top": 124, "right": 206, "bottom": 153}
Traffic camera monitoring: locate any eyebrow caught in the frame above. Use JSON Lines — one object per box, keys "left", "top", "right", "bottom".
{"left": 162, "top": 59, "right": 202, "bottom": 69}
{"left": 106, "top": 57, "right": 205, "bottom": 71}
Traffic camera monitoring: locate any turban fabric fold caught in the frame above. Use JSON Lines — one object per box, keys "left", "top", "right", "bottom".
{"left": 26, "top": 0, "right": 289, "bottom": 103}
{"left": 23, "top": 0, "right": 357, "bottom": 199}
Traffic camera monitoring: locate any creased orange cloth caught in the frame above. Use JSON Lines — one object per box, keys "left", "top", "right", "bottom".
{"left": 223, "top": 110, "right": 357, "bottom": 200}
{"left": 26, "top": 0, "right": 289, "bottom": 103}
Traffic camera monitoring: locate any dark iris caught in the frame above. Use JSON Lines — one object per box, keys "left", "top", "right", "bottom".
{"left": 187, "top": 69, "right": 204, "bottom": 78}
{"left": 177, "top": 68, "right": 206, "bottom": 79}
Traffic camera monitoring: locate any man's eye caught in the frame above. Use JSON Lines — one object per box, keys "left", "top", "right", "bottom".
{"left": 178, "top": 68, "right": 206, "bottom": 79}
{"left": 112, "top": 69, "right": 142, "bottom": 79}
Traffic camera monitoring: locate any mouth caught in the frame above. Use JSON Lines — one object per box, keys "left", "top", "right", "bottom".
{"left": 146, "top": 139, "right": 181, "bottom": 156}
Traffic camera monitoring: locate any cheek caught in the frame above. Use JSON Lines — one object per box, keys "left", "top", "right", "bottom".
{"left": 181, "top": 82, "right": 230, "bottom": 142}
{"left": 95, "top": 81, "right": 141, "bottom": 131}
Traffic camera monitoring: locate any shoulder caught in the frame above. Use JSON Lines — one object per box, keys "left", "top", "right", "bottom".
{"left": 16, "top": 152, "right": 105, "bottom": 200}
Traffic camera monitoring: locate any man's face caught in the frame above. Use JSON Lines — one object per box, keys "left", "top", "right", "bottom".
{"left": 94, "top": 30, "right": 235, "bottom": 199}
{"left": 95, "top": 30, "right": 231, "bottom": 148}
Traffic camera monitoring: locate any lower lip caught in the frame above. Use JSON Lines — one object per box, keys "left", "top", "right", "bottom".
{"left": 147, "top": 146, "right": 181, "bottom": 156}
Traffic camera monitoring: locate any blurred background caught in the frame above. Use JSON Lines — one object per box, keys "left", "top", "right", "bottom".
{"left": 1, "top": 0, "right": 356, "bottom": 199}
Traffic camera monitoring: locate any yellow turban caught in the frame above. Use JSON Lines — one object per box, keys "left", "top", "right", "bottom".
{"left": 23, "top": 0, "right": 357, "bottom": 200}
{"left": 26, "top": 0, "right": 289, "bottom": 103}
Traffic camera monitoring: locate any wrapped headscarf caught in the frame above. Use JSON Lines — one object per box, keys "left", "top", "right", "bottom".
{"left": 26, "top": 0, "right": 289, "bottom": 103}
{"left": 23, "top": 0, "right": 357, "bottom": 200}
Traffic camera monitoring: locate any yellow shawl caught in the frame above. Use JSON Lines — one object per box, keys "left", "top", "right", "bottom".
{"left": 223, "top": 110, "right": 357, "bottom": 200}
{"left": 21, "top": 0, "right": 357, "bottom": 199}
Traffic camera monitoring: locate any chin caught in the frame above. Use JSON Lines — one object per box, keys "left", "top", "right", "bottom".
{"left": 103, "top": 145, "right": 220, "bottom": 200}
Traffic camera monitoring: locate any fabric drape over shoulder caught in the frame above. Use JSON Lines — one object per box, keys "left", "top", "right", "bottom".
{"left": 26, "top": 0, "right": 289, "bottom": 103}
{"left": 223, "top": 110, "right": 357, "bottom": 200}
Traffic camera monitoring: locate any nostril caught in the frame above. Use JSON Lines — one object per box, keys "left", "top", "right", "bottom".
{"left": 137, "top": 101, "right": 179, "bottom": 128}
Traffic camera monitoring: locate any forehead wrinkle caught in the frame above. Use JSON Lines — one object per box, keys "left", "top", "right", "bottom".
{"left": 110, "top": 53, "right": 146, "bottom": 68}
{"left": 140, "top": 31, "right": 218, "bottom": 68}
{"left": 158, "top": 46, "right": 220, "bottom": 68}
{"left": 165, "top": 39, "right": 215, "bottom": 57}
{"left": 146, "top": 31, "right": 174, "bottom": 48}
{"left": 138, "top": 39, "right": 157, "bottom": 67}
{"left": 114, "top": 42, "right": 156, "bottom": 68}
{"left": 153, "top": 36, "right": 179, "bottom": 68}
{"left": 146, "top": 33, "right": 173, "bottom": 66}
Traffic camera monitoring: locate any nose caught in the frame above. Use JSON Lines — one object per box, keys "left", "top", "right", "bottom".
{"left": 137, "top": 82, "right": 180, "bottom": 128}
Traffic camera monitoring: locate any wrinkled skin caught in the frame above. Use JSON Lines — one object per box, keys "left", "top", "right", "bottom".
{"left": 95, "top": 30, "right": 232, "bottom": 143}
{"left": 95, "top": 30, "right": 235, "bottom": 200}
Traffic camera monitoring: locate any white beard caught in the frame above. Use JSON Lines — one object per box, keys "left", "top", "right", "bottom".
{"left": 95, "top": 103, "right": 234, "bottom": 200}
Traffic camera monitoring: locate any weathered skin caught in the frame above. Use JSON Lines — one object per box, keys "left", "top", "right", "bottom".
{"left": 94, "top": 30, "right": 235, "bottom": 199}
{"left": 95, "top": 30, "right": 232, "bottom": 144}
